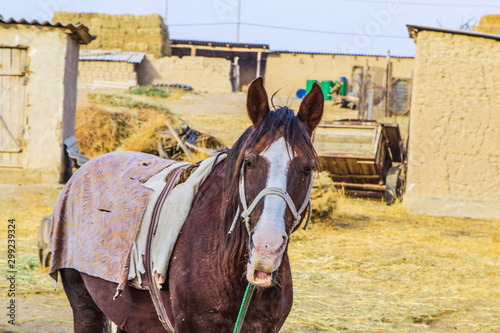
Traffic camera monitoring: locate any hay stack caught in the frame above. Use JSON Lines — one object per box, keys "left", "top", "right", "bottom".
{"left": 75, "top": 94, "right": 171, "bottom": 158}
{"left": 310, "top": 172, "right": 338, "bottom": 220}
{"left": 53, "top": 11, "right": 171, "bottom": 58}
{"left": 473, "top": 15, "right": 500, "bottom": 35}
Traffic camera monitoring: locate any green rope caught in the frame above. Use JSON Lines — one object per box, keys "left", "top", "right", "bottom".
{"left": 233, "top": 283, "right": 256, "bottom": 333}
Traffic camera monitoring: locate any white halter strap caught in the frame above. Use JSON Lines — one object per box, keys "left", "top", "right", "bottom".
{"left": 229, "top": 163, "right": 313, "bottom": 235}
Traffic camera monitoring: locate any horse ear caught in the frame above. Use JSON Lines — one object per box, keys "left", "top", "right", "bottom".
{"left": 297, "top": 82, "right": 324, "bottom": 135}
{"left": 247, "top": 77, "right": 270, "bottom": 128}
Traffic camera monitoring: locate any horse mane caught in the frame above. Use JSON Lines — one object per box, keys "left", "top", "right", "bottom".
{"left": 218, "top": 106, "right": 318, "bottom": 263}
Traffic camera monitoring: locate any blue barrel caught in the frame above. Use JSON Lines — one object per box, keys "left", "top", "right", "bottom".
{"left": 296, "top": 89, "right": 306, "bottom": 99}
{"left": 340, "top": 76, "right": 347, "bottom": 96}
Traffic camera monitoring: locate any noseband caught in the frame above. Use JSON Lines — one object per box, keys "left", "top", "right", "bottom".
{"left": 229, "top": 163, "right": 313, "bottom": 235}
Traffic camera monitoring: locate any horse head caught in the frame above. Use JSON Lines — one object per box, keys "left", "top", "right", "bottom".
{"left": 223, "top": 77, "right": 324, "bottom": 288}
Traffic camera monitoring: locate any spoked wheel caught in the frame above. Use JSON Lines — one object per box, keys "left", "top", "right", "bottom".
{"left": 385, "top": 165, "right": 403, "bottom": 205}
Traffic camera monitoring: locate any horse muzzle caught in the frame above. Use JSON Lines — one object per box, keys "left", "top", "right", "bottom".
{"left": 246, "top": 228, "right": 287, "bottom": 287}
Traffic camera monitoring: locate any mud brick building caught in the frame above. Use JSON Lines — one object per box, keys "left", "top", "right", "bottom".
{"left": 0, "top": 18, "right": 92, "bottom": 183}
{"left": 404, "top": 25, "right": 500, "bottom": 219}
{"left": 78, "top": 50, "right": 147, "bottom": 89}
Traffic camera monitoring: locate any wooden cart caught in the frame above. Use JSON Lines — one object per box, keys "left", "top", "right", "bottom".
{"left": 313, "top": 120, "right": 406, "bottom": 204}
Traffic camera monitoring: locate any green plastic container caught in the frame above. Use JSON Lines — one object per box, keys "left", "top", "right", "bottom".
{"left": 306, "top": 80, "right": 318, "bottom": 94}
{"left": 320, "top": 80, "right": 334, "bottom": 100}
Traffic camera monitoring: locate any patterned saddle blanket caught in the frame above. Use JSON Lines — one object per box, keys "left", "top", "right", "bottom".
{"left": 49, "top": 151, "right": 224, "bottom": 291}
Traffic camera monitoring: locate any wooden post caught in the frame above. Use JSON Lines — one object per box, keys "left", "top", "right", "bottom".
{"left": 256, "top": 51, "right": 262, "bottom": 78}
{"left": 231, "top": 56, "right": 240, "bottom": 92}
{"left": 385, "top": 50, "right": 393, "bottom": 117}
{"left": 367, "top": 90, "right": 374, "bottom": 120}
{"left": 358, "top": 66, "right": 370, "bottom": 120}
{"left": 190, "top": 47, "right": 196, "bottom": 56}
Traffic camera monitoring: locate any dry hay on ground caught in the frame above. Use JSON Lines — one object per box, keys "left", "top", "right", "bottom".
{"left": 282, "top": 199, "right": 500, "bottom": 332}
{"left": 1, "top": 184, "right": 499, "bottom": 332}
{"left": 0, "top": 184, "right": 64, "bottom": 296}
{"left": 75, "top": 93, "right": 228, "bottom": 162}
{"left": 75, "top": 94, "right": 172, "bottom": 159}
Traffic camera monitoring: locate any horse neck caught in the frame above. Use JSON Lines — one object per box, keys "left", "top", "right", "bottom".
{"left": 185, "top": 161, "right": 248, "bottom": 284}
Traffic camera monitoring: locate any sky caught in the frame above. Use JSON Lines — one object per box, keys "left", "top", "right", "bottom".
{"left": 2, "top": 0, "right": 499, "bottom": 57}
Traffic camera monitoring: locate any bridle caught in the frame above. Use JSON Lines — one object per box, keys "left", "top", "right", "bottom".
{"left": 228, "top": 161, "right": 313, "bottom": 236}
{"left": 228, "top": 159, "right": 313, "bottom": 333}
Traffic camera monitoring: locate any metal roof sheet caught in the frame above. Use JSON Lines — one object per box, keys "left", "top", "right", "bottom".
{"left": 171, "top": 39, "right": 270, "bottom": 49}
{"left": 407, "top": 24, "right": 500, "bottom": 41}
{"left": 271, "top": 50, "right": 414, "bottom": 59}
{"left": 79, "top": 50, "right": 146, "bottom": 63}
{"left": 0, "top": 17, "right": 93, "bottom": 44}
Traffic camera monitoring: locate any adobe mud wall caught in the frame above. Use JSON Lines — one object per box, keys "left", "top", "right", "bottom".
{"left": 78, "top": 61, "right": 137, "bottom": 89}
{"left": 149, "top": 56, "right": 232, "bottom": 94}
{"left": 405, "top": 30, "right": 500, "bottom": 219}
{"left": 264, "top": 53, "right": 414, "bottom": 97}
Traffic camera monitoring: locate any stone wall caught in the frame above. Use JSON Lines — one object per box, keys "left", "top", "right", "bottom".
{"left": 404, "top": 30, "right": 500, "bottom": 219}
{"left": 264, "top": 53, "right": 414, "bottom": 97}
{"left": 78, "top": 61, "right": 138, "bottom": 89}
{"left": 53, "top": 12, "right": 171, "bottom": 58}
{"left": 149, "top": 56, "right": 232, "bottom": 94}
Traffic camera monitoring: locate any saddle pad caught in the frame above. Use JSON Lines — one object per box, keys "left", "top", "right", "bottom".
{"left": 49, "top": 151, "right": 175, "bottom": 289}
{"left": 128, "top": 153, "right": 227, "bottom": 289}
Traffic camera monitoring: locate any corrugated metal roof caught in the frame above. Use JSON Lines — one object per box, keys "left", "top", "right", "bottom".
{"left": 0, "top": 17, "right": 93, "bottom": 44}
{"left": 171, "top": 39, "right": 270, "bottom": 49}
{"left": 271, "top": 50, "right": 414, "bottom": 59}
{"left": 170, "top": 38, "right": 413, "bottom": 58}
{"left": 407, "top": 24, "right": 500, "bottom": 41}
{"left": 79, "top": 50, "right": 146, "bottom": 63}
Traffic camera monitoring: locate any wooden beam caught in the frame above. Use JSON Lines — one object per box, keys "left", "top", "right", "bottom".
{"left": 172, "top": 44, "right": 270, "bottom": 53}
{"left": 165, "top": 120, "right": 193, "bottom": 160}
{"left": 256, "top": 51, "right": 262, "bottom": 78}
{"left": 332, "top": 182, "right": 386, "bottom": 192}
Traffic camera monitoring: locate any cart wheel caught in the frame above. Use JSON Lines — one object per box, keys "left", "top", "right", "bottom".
{"left": 38, "top": 215, "right": 53, "bottom": 267}
{"left": 385, "top": 165, "right": 402, "bottom": 206}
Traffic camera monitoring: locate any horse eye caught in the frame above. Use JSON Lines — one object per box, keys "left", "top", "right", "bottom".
{"left": 303, "top": 166, "right": 313, "bottom": 175}
{"left": 245, "top": 159, "right": 254, "bottom": 168}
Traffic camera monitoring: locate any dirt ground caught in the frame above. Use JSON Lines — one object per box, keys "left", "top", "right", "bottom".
{"left": 1, "top": 90, "right": 498, "bottom": 332}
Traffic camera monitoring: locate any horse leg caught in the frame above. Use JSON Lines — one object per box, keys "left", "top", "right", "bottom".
{"left": 60, "top": 268, "right": 105, "bottom": 333}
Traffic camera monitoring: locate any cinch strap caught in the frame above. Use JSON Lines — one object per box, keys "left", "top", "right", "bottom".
{"left": 144, "top": 164, "right": 190, "bottom": 333}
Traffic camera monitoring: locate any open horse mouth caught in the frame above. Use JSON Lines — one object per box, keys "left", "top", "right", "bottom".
{"left": 246, "top": 262, "right": 275, "bottom": 288}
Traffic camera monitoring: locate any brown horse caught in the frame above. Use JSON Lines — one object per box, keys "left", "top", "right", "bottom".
{"left": 52, "top": 77, "right": 324, "bottom": 332}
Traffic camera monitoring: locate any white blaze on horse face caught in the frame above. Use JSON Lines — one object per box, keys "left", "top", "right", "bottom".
{"left": 257, "top": 137, "right": 295, "bottom": 236}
